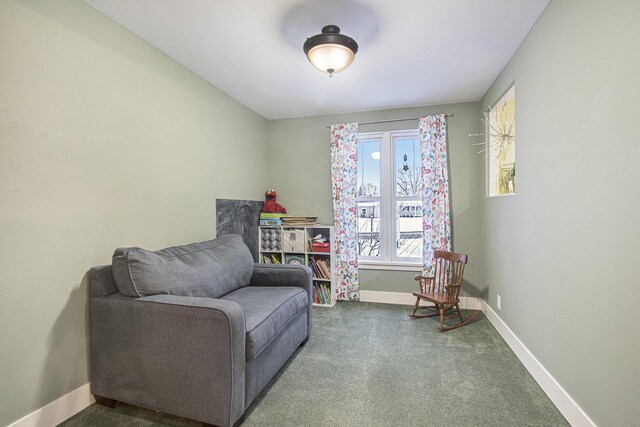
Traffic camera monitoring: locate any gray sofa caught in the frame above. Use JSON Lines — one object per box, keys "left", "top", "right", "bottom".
{"left": 89, "top": 234, "right": 312, "bottom": 427}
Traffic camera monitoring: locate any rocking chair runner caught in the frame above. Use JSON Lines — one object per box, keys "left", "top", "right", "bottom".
{"left": 410, "top": 250, "right": 479, "bottom": 331}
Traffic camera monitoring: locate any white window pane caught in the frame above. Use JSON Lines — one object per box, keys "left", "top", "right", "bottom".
{"left": 357, "top": 201, "right": 381, "bottom": 257}
{"left": 395, "top": 137, "right": 421, "bottom": 197}
{"left": 396, "top": 201, "right": 421, "bottom": 258}
{"left": 357, "top": 139, "right": 381, "bottom": 197}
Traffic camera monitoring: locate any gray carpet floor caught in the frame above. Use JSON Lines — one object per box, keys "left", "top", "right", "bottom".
{"left": 60, "top": 302, "right": 569, "bottom": 427}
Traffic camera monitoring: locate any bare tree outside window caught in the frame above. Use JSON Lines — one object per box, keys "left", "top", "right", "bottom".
{"left": 356, "top": 137, "right": 382, "bottom": 258}
{"left": 395, "top": 164, "right": 420, "bottom": 196}
{"left": 357, "top": 204, "right": 381, "bottom": 257}
{"left": 395, "top": 166, "right": 421, "bottom": 258}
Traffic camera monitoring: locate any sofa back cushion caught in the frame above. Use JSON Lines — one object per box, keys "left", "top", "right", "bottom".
{"left": 112, "top": 234, "right": 254, "bottom": 298}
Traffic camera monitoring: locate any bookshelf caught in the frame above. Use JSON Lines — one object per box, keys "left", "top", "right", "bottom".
{"left": 259, "top": 225, "right": 336, "bottom": 308}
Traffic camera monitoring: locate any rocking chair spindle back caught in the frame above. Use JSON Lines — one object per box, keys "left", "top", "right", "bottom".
{"left": 410, "top": 251, "right": 477, "bottom": 331}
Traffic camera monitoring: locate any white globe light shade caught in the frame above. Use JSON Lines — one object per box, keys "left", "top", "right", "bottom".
{"left": 306, "top": 43, "right": 355, "bottom": 74}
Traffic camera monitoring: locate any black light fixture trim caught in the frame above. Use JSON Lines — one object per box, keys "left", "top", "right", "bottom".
{"left": 303, "top": 25, "right": 359, "bottom": 75}
{"left": 303, "top": 25, "right": 359, "bottom": 56}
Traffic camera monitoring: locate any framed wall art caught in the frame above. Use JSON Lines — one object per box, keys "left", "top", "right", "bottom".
{"left": 487, "top": 84, "right": 516, "bottom": 196}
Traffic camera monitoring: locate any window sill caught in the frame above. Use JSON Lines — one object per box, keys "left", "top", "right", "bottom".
{"left": 358, "top": 261, "right": 422, "bottom": 272}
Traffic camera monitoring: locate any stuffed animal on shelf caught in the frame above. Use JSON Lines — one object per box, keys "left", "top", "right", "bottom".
{"left": 262, "top": 189, "right": 287, "bottom": 214}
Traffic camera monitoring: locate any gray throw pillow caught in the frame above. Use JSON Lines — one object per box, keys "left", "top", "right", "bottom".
{"left": 112, "top": 234, "right": 254, "bottom": 298}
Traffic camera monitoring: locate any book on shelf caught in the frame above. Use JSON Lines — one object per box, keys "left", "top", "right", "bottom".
{"left": 261, "top": 254, "right": 282, "bottom": 264}
{"left": 260, "top": 213, "right": 286, "bottom": 219}
{"left": 318, "top": 259, "right": 330, "bottom": 278}
{"left": 324, "top": 284, "right": 330, "bottom": 303}
{"left": 309, "top": 256, "right": 331, "bottom": 279}
{"left": 260, "top": 218, "right": 282, "bottom": 226}
{"left": 308, "top": 257, "right": 320, "bottom": 279}
{"left": 313, "top": 283, "right": 324, "bottom": 304}
{"left": 281, "top": 216, "right": 319, "bottom": 226}
{"left": 312, "top": 282, "right": 331, "bottom": 305}
{"left": 309, "top": 257, "right": 318, "bottom": 276}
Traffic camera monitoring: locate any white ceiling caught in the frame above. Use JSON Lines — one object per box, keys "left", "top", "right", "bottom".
{"left": 83, "top": 0, "right": 550, "bottom": 120}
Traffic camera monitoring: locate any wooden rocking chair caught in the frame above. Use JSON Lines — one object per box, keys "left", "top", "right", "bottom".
{"left": 409, "top": 250, "right": 479, "bottom": 331}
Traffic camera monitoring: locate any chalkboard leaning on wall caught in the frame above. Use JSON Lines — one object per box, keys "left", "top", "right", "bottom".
{"left": 215, "top": 199, "right": 264, "bottom": 262}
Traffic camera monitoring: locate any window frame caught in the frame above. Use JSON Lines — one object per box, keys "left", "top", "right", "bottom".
{"left": 357, "top": 129, "right": 422, "bottom": 271}
{"left": 356, "top": 132, "right": 386, "bottom": 263}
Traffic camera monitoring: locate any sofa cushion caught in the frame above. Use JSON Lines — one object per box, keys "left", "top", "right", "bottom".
{"left": 112, "top": 234, "right": 254, "bottom": 298}
{"left": 221, "top": 286, "right": 307, "bottom": 360}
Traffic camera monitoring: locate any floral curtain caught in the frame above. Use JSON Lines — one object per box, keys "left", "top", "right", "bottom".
{"left": 419, "top": 115, "right": 452, "bottom": 276}
{"left": 330, "top": 123, "right": 360, "bottom": 301}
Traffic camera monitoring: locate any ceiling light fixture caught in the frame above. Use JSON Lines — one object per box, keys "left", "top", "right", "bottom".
{"left": 303, "top": 25, "right": 358, "bottom": 77}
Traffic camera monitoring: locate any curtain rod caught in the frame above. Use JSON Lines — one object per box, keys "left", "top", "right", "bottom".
{"left": 325, "top": 113, "right": 454, "bottom": 129}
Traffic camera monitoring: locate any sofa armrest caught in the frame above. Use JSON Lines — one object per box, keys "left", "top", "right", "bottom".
{"left": 250, "top": 263, "right": 311, "bottom": 288}
{"left": 250, "top": 263, "right": 313, "bottom": 337}
{"left": 90, "top": 294, "right": 245, "bottom": 427}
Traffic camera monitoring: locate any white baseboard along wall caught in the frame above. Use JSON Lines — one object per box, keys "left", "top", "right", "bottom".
{"left": 359, "top": 289, "right": 483, "bottom": 310}
{"left": 8, "top": 383, "right": 94, "bottom": 427}
{"left": 10, "top": 292, "right": 595, "bottom": 427}
{"left": 481, "top": 302, "right": 596, "bottom": 427}
{"left": 360, "top": 289, "right": 596, "bottom": 427}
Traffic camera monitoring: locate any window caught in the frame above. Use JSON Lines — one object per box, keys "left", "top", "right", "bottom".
{"left": 357, "top": 130, "right": 422, "bottom": 268}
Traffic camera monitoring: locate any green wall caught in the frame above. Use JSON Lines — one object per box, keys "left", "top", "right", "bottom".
{"left": 267, "top": 102, "right": 484, "bottom": 296}
{"left": 7, "top": 0, "right": 632, "bottom": 425}
{"left": 480, "top": 1, "right": 640, "bottom": 425}
{"left": 0, "top": 1, "right": 267, "bottom": 425}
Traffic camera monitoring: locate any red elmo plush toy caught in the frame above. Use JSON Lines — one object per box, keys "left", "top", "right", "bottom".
{"left": 262, "top": 189, "right": 287, "bottom": 214}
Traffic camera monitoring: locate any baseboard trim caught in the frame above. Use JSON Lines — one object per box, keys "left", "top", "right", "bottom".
{"left": 7, "top": 301, "right": 595, "bottom": 427}
{"left": 482, "top": 302, "right": 596, "bottom": 427}
{"left": 358, "top": 290, "right": 596, "bottom": 426}
{"left": 8, "top": 383, "right": 94, "bottom": 427}
{"left": 359, "top": 290, "right": 483, "bottom": 310}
